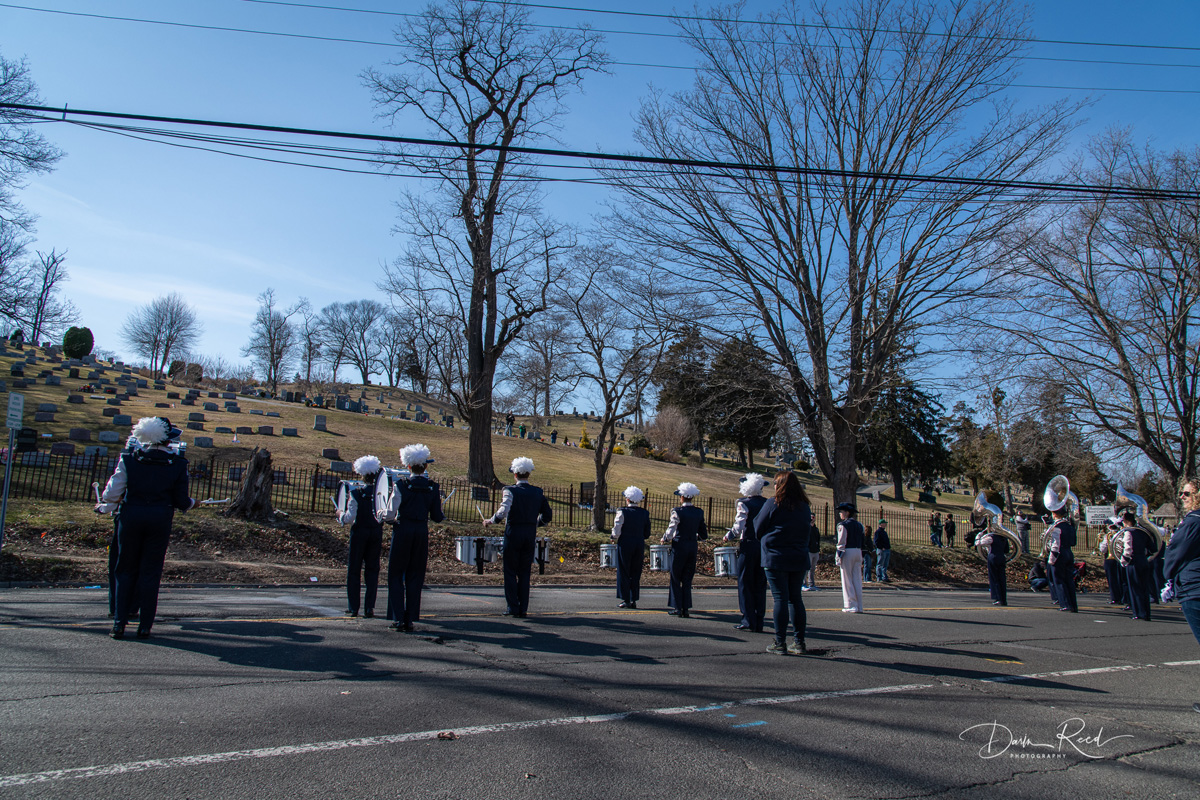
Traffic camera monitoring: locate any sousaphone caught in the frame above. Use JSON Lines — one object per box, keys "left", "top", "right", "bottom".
{"left": 1040, "top": 474, "right": 1079, "bottom": 550}
{"left": 973, "top": 492, "right": 1022, "bottom": 562}
{"left": 1114, "top": 482, "right": 1165, "bottom": 561}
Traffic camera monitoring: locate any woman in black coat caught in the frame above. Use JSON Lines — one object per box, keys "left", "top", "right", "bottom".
{"left": 755, "top": 472, "right": 812, "bottom": 655}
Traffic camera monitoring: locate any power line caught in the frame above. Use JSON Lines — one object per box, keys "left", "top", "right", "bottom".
{"left": 3, "top": 3, "right": 1199, "bottom": 95}
{"left": 5, "top": 101, "right": 1198, "bottom": 202}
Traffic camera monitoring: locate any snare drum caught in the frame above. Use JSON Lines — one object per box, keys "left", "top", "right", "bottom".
{"left": 599, "top": 543, "right": 617, "bottom": 569}
{"left": 650, "top": 544, "right": 673, "bottom": 572}
{"left": 713, "top": 546, "right": 737, "bottom": 577}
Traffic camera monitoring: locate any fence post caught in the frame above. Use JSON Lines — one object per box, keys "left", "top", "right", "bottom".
{"left": 207, "top": 455, "right": 216, "bottom": 501}
{"left": 569, "top": 486, "right": 574, "bottom": 527}
{"left": 310, "top": 467, "right": 319, "bottom": 512}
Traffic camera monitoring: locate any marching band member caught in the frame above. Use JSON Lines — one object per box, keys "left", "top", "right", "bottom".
{"left": 1099, "top": 519, "right": 1126, "bottom": 606}
{"left": 726, "top": 473, "right": 768, "bottom": 631}
{"left": 339, "top": 455, "right": 384, "bottom": 618}
{"left": 97, "top": 417, "right": 195, "bottom": 639}
{"left": 484, "top": 457, "right": 552, "bottom": 617}
{"left": 835, "top": 502, "right": 865, "bottom": 613}
{"left": 382, "top": 445, "right": 444, "bottom": 632}
{"left": 1046, "top": 504, "right": 1078, "bottom": 612}
{"left": 662, "top": 482, "right": 707, "bottom": 618}
{"left": 1163, "top": 477, "right": 1200, "bottom": 713}
{"left": 612, "top": 486, "right": 650, "bottom": 609}
{"left": 1119, "top": 509, "right": 1154, "bottom": 621}
{"left": 755, "top": 472, "right": 813, "bottom": 654}
{"left": 978, "top": 524, "right": 1009, "bottom": 606}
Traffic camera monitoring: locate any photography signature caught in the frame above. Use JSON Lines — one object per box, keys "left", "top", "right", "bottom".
{"left": 959, "top": 718, "right": 1133, "bottom": 759}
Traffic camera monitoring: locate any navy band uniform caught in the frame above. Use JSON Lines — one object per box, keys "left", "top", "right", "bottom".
{"left": 486, "top": 457, "right": 552, "bottom": 617}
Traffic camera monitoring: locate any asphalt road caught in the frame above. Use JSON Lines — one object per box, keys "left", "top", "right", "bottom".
{"left": 2, "top": 583, "right": 1199, "bottom": 799}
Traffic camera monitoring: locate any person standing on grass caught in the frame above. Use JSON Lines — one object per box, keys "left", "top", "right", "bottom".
{"left": 379, "top": 444, "right": 444, "bottom": 632}
{"left": 484, "top": 457, "right": 552, "bottom": 617}
{"left": 1164, "top": 476, "right": 1200, "bottom": 713}
{"left": 802, "top": 512, "right": 821, "bottom": 591}
{"left": 874, "top": 519, "right": 891, "bottom": 582}
{"left": 612, "top": 486, "right": 651, "bottom": 609}
{"left": 944, "top": 514, "right": 957, "bottom": 548}
{"left": 755, "top": 472, "right": 813, "bottom": 655}
{"left": 338, "top": 455, "right": 384, "bottom": 619}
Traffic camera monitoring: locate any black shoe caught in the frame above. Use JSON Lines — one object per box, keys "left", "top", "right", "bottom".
{"left": 992, "top": 601, "right": 1001, "bottom": 605}
{"left": 389, "top": 622, "right": 402, "bottom": 630}
{"left": 403, "top": 622, "right": 415, "bottom": 632}
{"left": 680, "top": 610, "right": 689, "bottom": 618}
{"left": 1061, "top": 607, "right": 1077, "bottom": 613}
{"left": 345, "top": 610, "right": 358, "bottom": 618}
{"left": 517, "top": 612, "right": 527, "bottom": 618}
{"left": 136, "top": 628, "right": 151, "bottom": 639}
{"left": 618, "top": 602, "right": 630, "bottom": 608}
{"left": 628, "top": 602, "right": 637, "bottom": 609}
{"left": 110, "top": 625, "right": 125, "bottom": 639}
{"left": 734, "top": 624, "right": 751, "bottom": 630}
{"left": 503, "top": 610, "right": 515, "bottom": 616}
{"left": 363, "top": 611, "right": 374, "bottom": 618}
{"left": 668, "top": 609, "right": 680, "bottom": 616}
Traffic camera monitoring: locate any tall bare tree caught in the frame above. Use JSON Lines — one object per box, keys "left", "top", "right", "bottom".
{"left": 994, "top": 132, "right": 1200, "bottom": 481}
{"left": 603, "top": 0, "right": 1077, "bottom": 503}
{"left": 1, "top": 52, "right": 63, "bottom": 231}
{"left": 293, "top": 297, "right": 322, "bottom": 384}
{"left": 365, "top": 0, "right": 607, "bottom": 486}
{"left": 501, "top": 310, "right": 580, "bottom": 418}
{"left": 121, "top": 292, "right": 202, "bottom": 375}
{"left": 317, "top": 302, "right": 355, "bottom": 382}
{"left": 241, "top": 288, "right": 298, "bottom": 395}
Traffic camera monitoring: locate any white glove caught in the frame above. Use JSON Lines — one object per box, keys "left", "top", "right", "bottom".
{"left": 94, "top": 503, "right": 118, "bottom": 515}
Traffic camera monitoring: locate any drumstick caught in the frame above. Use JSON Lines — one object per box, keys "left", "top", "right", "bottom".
{"left": 92, "top": 482, "right": 103, "bottom": 504}
{"left": 443, "top": 488, "right": 457, "bottom": 503}
{"left": 476, "top": 503, "right": 487, "bottom": 522}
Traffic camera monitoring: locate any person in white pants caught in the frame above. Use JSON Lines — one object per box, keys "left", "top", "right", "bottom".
{"left": 835, "top": 502, "right": 865, "bottom": 613}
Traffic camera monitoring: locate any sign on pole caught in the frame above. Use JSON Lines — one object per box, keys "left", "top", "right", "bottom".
{"left": 1085, "top": 505, "right": 1115, "bottom": 526}
{"left": 6, "top": 392, "right": 24, "bottom": 429}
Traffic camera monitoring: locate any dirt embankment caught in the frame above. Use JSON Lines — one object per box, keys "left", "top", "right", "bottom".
{"left": 0, "top": 501, "right": 1108, "bottom": 592}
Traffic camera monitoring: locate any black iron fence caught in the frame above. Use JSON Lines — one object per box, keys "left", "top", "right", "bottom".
{"left": 2, "top": 454, "right": 1090, "bottom": 551}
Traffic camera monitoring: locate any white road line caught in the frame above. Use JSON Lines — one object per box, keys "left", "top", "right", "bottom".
{"left": 0, "top": 683, "right": 931, "bottom": 788}
{"left": 981, "top": 663, "right": 1174, "bottom": 683}
{"left": 1162, "top": 659, "right": 1200, "bottom": 666}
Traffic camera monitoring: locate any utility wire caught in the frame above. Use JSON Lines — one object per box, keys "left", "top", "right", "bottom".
{"left": 5, "top": 101, "right": 1199, "bottom": 202}
{"left": 4, "top": 3, "right": 1199, "bottom": 93}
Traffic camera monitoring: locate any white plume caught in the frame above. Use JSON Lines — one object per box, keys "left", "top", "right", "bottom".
{"left": 675, "top": 482, "right": 700, "bottom": 499}
{"left": 623, "top": 486, "right": 644, "bottom": 503}
{"left": 131, "top": 417, "right": 169, "bottom": 445}
{"left": 739, "top": 473, "right": 768, "bottom": 497}
{"left": 510, "top": 457, "right": 535, "bottom": 475}
{"left": 353, "top": 455, "right": 382, "bottom": 476}
{"left": 399, "top": 443, "right": 431, "bottom": 467}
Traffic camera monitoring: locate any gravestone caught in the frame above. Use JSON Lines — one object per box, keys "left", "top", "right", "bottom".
{"left": 187, "top": 422, "right": 205, "bottom": 431}
{"left": 125, "top": 388, "right": 138, "bottom": 396}
{"left": 228, "top": 467, "right": 245, "bottom": 481}
{"left": 107, "top": 399, "right": 121, "bottom": 406}
{"left": 34, "top": 412, "right": 55, "bottom": 423}
{"left": 68, "top": 428, "right": 92, "bottom": 442}
{"left": 330, "top": 461, "right": 352, "bottom": 473}
{"left": 181, "top": 398, "right": 195, "bottom": 406}
{"left": 226, "top": 406, "right": 241, "bottom": 413}
{"left": 399, "top": 411, "right": 408, "bottom": 420}
{"left": 313, "top": 415, "right": 327, "bottom": 431}
{"left": 266, "top": 411, "right": 280, "bottom": 418}
{"left": 188, "top": 412, "right": 205, "bottom": 422}
{"left": 208, "top": 391, "right": 219, "bottom": 398}
{"left": 104, "top": 387, "right": 117, "bottom": 395}
{"left": 102, "top": 407, "right": 119, "bottom": 418}
{"left": 12, "top": 380, "right": 27, "bottom": 389}
{"left": 136, "top": 380, "right": 148, "bottom": 388}
{"left": 249, "top": 409, "right": 263, "bottom": 415}
{"left": 215, "top": 426, "right": 233, "bottom": 434}
{"left": 236, "top": 426, "right": 254, "bottom": 435}
{"left": 282, "top": 428, "right": 298, "bottom": 437}
{"left": 222, "top": 392, "right": 236, "bottom": 400}
{"left": 322, "top": 448, "right": 340, "bottom": 460}
{"left": 112, "top": 415, "right": 132, "bottom": 426}
{"left": 9, "top": 364, "right": 23, "bottom": 377}
{"left": 83, "top": 445, "right": 108, "bottom": 458}
{"left": 45, "top": 375, "right": 60, "bottom": 386}
{"left": 20, "top": 452, "right": 51, "bottom": 467}
{"left": 154, "top": 402, "right": 170, "bottom": 409}
{"left": 98, "top": 432, "right": 121, "bottom": 444}
{"left": 257, "top": 426, "right": 273, "bottom": 436}
{"left": 204, "top": 402, "right": 219, "bottom": 411}
{"left": 167, "top": 392, "right": 180, "bottom": 399}
{"left": 36, "top": 403, "right": 57, "bottom": 413}
{"left": 0, "top": 380, "right": 6, "bottom": 392}
{"left": 49, "top": 442, "right": 76, "bottom": 456}
{"left": 194, "top": 437, "right": 214, "bottom": 448}
{"left": 87, "top": 371, "right": 98, "bottom": 380}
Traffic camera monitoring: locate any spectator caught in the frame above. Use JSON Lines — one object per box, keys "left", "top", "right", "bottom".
{"left": 929, "top": 511, "right": 944, "bottom": 548}
{"left": 874, "top": 519, "right": 891, "bottom": 582}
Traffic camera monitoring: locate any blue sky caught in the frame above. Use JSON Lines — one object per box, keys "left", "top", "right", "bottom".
{"left": 3, "top": 0, "right": 1198, "bottom": 384}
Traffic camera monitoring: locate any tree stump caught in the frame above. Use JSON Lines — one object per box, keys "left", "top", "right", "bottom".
{"left": 224, "top": 447, "right": 276, "bottom": 521}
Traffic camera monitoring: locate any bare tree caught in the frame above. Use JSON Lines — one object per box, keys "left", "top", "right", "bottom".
{"left": 502, "top": 310, "right": 580, "bottom": 418}
{"left": 365, "top": 0, "right": 607, "bottom": 486}
{"left": 121, "top": 292, "right": 202, "bottom": 376}
{"left": 241, "top": 288, "right": 298, "bottom": 395}
{"left": 1, "top": 53, "right": 63, "bottom": 231}
{"left": 317, "top": 302, "right": 355, "bottom": 382}
{"left": 374, "top": 310, "right": 414, "bottom": 387}
{"left": 603, "top": 0, "right": 1078, "bottom": 503}
{"left": 558, "top": 256, "right": 664, "bottom": 530}
{"left": 994, "top": 132, "right": 1200, "bottom": 481}
{"left": 341, "top": 299, "right": 386, "bottom": 385}
{"left": 19, "top": 248, "right": 77, "bottom": 343}
{"left": 294, "top": 297, "right": 322, "bottom": 384}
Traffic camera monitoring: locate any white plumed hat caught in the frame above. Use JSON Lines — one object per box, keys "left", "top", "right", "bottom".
{"left": 510, "top": 456, "right": 535, "bottom": 475}
{"left": 399, "top": 444, "right": 431, "bottom": 467}
{"left": 353, "top": 455, "right": 382, "bottom": 477}
{"left": 674, "top": 482, "right": 700, "bottom": 498}
{"left": 131, "top": 416, "right": 177, "bottom": 446}
{"left": 739, "top": 473, "right": 768, "bottom": 497}
{"left": 623, "top": 486, "right": 644, "bottom": 503}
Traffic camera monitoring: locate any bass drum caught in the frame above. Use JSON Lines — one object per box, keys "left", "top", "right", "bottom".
{"left": 336, "top": 480, "right": 366, "bottom": 517}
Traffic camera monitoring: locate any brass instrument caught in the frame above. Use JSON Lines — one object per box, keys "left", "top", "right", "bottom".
{"left": 973, "top": 492, "right": 1021, "bottom": 562}
{"left": 1040, "top": 474, "right": 1079, "bottom": 551}
{"left": 1114, "top": 483, "right": 1164, "bottom": 562}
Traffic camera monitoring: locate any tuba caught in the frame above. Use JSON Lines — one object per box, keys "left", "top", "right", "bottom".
{"left": 974, "top": 492, "right": 1022, "bottom": 562}
{"left": 1040, "top": 475, "right": 1077, "bottom": 551}
{"left": 1114, "top": 483, "right": 1164, "bottom": 561}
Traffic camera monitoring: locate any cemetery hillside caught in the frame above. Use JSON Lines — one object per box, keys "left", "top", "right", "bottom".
{"left": 0, "top": 343, "right": 1106, "bottom": 592}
